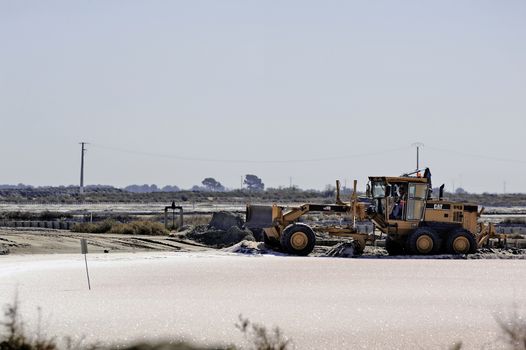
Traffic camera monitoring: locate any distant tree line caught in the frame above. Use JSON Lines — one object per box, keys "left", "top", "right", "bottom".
{"left": 124, "top": 184, "right": 180, "bottom": 193}
{"left": 123, "top": 174, "right": 265, "bottom": 193}
{"left": 2, "top": 175, "right": 526, "bottom": 206}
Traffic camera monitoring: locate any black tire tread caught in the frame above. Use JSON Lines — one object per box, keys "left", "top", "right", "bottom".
{"left": 280, "top": 223, "right": 316, "bottom": 256}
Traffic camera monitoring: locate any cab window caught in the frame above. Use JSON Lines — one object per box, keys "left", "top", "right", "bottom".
{"left": 406, "top": 183, "right": 427, "bottom": 220}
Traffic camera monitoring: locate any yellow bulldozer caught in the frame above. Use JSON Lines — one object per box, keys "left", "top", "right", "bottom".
{"left": 246, "top": 168, "right": 500, "bottom": 256}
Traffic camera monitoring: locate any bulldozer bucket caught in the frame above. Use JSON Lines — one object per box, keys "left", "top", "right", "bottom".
{"left": 245, "top": 205, "right": 273, "bottom": 229}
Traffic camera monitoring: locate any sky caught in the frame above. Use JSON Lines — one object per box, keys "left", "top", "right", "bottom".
{"left": 1, "top": 0, "right": 525, "bottom": 193}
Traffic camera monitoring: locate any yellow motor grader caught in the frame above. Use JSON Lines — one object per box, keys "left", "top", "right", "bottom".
{"left": 246, "top": 168, "right": 500, "bottom": 256}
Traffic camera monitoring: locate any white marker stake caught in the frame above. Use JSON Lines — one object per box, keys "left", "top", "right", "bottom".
{"left": 80, "top": 239, "right": 91, "bottom": 290}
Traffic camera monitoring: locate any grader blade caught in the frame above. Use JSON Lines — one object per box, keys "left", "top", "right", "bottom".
{"left": 245, "top": 205, "right": 273, "bottom": 229}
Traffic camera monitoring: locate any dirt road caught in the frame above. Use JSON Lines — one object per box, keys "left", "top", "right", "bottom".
{"left": 0, "top": 228, "right": 207, "bottom": 255}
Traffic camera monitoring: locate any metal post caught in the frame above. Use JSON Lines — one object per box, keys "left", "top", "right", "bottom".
{"left": 352, "top": 180, "right": 357, "bottom": 229}
{"left": 179, "top": 208, "right": 184, "bottom": 228}
{"left": 79, "top": 142, "right": 88, "bottom": 195}
{"left": 84, "top": 254, "right": 91, "bottom": 290}
{"left": 416, "top": 146, "right": 419, "bottom": 170}
{"left": 411, "top": 142, "right": 424, "bottom": 171}
{"left": 80, "top": 239, "right": 91, "bottom": 290}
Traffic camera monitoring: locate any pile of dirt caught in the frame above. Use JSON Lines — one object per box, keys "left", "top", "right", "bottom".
{"left": 208, "top": 211, "right": 244, "bottom": 231}
{"left": 184, "top": 212, "right": 262, "bottom": 247}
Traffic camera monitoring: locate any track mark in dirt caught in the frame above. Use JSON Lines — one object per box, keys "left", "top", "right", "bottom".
{"left": 166, "top": 237, "right": 208, "bottom": 248}
{"left": 110, "top": 239, "right": 158, "bottom": 250}
{"left": 0, "top": 237, "right": 31, "bottom": 248}
{"left": 133, "top": 238, "right": 182, "bottom": 250}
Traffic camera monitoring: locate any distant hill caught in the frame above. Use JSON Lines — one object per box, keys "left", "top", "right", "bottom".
{"left": 123, "top": 184, "right": 180, "bottom": 193}
{"left": 0, "top": 184, "right": 525, "bottom": 207}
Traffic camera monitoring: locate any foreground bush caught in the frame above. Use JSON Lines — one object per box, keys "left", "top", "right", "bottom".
{"left": 72, "top": 220, "right": 168, "bottom": 235}
{"left": 0, "top": 301, "right": 288, "bottom": 350}
{"left": 0, "top": 298, "right": 58, "bottom": 350}
{"left": 6, "top": 296, "right": 525, "bottom": 350}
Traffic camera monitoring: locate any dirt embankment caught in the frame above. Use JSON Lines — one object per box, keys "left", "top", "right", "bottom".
{"left": 0, "top": 228, "right": 208, "bottom": 255}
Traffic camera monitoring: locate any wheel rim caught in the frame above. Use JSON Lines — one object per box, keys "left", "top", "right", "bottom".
{"left": 290, "top": 232, "right": 308, "bottom": 250}
{"left": 452, "top": 236, "right": 469, "bottom": 253}
{"left": 416, "top": 235, "right": 433, "bottom": 254}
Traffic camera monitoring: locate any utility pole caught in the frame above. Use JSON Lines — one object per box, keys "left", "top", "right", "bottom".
{"left": 79, "top": 142, "right": 88, "bottom": 195}
{"left": 411, "top": 142, "right": 424, "bottom": 170}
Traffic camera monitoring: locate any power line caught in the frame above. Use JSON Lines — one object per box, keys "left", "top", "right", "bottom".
{"left": 90, "top": 143, "right": 410, "bottom": 164}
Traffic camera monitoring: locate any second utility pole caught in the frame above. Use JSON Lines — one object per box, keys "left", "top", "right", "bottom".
{"left": 80, "top": 142, "right": 88, "bottom": 195}
{"left": 412, "top": 142, "right": 424, "bottom": 171}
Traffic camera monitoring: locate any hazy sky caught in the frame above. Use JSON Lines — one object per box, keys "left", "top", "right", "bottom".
{"left": 1, "top": 0, "right": 525, "bottom": 193}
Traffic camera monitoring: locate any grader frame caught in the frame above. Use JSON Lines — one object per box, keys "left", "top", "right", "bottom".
{"left": 246, "top": 180, "right": 373, "bottom": 256}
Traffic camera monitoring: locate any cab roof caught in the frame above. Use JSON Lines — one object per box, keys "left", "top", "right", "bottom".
{"left": 368, "top": 176, "right": 429, "bottom": 184}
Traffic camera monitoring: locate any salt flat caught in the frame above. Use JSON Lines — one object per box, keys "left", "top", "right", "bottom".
{"left": 1, "top": 252, "right": 525, "bottom": 349}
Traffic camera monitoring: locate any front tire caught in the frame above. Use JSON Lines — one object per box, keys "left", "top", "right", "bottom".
{"left": 280, "top": 223, "right": 316, "bottom": 256}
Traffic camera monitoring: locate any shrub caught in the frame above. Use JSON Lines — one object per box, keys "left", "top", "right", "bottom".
{"left": 496, "top": 309, "right": 526, "bottom": 350}
{"left": 0, "top": 297, "right": 58, "bottom": 350}
{"left": 72, "top": 220, "right": 168, "bottom": 235}
{"left": 110, "top": 221, "right": 168, "bottom": 235}
{"left": 236, "top": 315, "right": 290, "bottom": 350}
{"left": 71, "top": 220, "right": 116, "bottom": 234}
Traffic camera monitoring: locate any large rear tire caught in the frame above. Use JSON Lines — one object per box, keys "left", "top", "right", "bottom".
{"left": 447, "top": 229, "right": 477, "bottom": 254}
{"left": 407, "top": 227, "right": 439, "bottom": 255}
{"left": 280, "top": 223, "right": 316, "bottom": 256}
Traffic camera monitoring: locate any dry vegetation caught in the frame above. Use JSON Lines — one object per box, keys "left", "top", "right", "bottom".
{"left": 72, "top": 220, "right": 168, "bottom": 235}
{"left": 2, "top": 298, "right": 526, "bottom": 350}
{"left": 0, "top": 300, "right": 290, "bottom": 350}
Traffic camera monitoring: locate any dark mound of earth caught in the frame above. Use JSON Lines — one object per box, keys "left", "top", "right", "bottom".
{"left": 208, "top": 211, "right": 244, "bottom": 231}
{"left": 187, "top": 224, "right": 255, "bottom": 247}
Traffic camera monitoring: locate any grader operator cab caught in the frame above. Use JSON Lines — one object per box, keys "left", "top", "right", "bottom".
{"left": 366, "top": 168, "right": 494, "bottom": 255}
